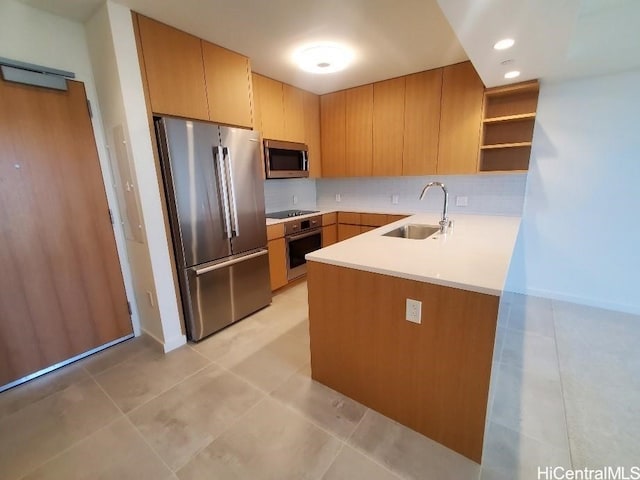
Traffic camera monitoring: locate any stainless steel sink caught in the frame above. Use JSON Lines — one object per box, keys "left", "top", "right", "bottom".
{"left": 382, "top": 224, "right": 440, "bottom": 240}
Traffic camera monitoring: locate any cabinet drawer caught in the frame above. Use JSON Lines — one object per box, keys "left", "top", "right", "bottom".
{"left": 337, "top": 212, "right": 361, "bottom": 225}
{"left": 360, "top": 213, "right": 388, "bottom": 227}
{"left": 322, "top": 212, "right": 337, "bottom": 226}
{"left": 266, "top": 223, "right": 284, "bottom": 241}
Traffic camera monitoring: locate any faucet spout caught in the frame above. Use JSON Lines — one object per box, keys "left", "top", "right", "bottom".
{"left": 419, "top": 182, "right": 449, "bottom": 232}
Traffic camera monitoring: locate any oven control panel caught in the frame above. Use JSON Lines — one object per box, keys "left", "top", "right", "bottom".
{"left": 284, "top": 215, "right": 322, "bottom": 236}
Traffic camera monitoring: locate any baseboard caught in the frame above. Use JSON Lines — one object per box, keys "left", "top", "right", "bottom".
{"left": 141, "top": 328, "right": 187, "bottom": 353}
{"left": 504, "top": 286, "right": 640, "bottom": 316}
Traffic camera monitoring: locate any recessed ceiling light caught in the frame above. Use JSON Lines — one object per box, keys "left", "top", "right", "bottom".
{"left": 494, "top": 38, "right": 515, "bottom": 50}
{"left": 294, "top": 43, "right": 353, "bottom": 74}
{"left": 504, "top": 70, "right": 521, "bottom": 79}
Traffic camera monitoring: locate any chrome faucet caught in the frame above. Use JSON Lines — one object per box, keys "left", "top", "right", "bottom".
{"left": 419, "top": 181, "right": 450, "bottom": 232}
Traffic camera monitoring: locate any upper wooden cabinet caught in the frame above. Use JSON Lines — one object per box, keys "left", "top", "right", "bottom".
{"left": 135, "top": 14, "right": 253, "bottom": 127}
{"left": 201, "top": 41, "right": 252, "bottom": 128}
{"left": 136, "top": 14, "right": 209, "bottom": 121}
{"left": 437, "top": 61, "right": 485, "bottom": 175}
{"left": 320, "top": 91, "right": 346, "bottom": 177}
{"left": 302, "top": 90, "right": 322, "bottom": 178}
{"left": 403, "top": 69, "right": 443, "bottom": 176}
{"left": 252, "top": 74, "right": 285, "bottom": 140}
{"left": 283, "top": 84, "right": 305, "bottom": 143}
{"left": 345, "top": 85, "right": 373, "bottom": 177}
{"left": 373, "top": 77, "right": 405, "bottom": 177}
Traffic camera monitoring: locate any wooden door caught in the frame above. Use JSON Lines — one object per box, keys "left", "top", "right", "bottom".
{"left": 202, "top": 40, "right": 253, "bottom": 128}
{"left": 320, "top": 91, "right": 346, "bottom": 177}
{"left": 437, "top": 62, "right": 485, "bottom": 174}
{"left": 0, "top": 79, "right": 132, "bottom": 387}
{"left": 345, "top": 85, "right": 373, "bottom": 177}
{"left": 403, "top": 68, "right": 443, "bottom": 175}
{"left": 373, "top": 77, "right": 405, "bottom": 177}
{"left": 136, "top": 14, "right": 209, "bottom": 121}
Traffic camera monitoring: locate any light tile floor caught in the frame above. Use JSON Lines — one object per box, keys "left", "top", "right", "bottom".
{"left": 0, "top": 282, "right": 638, "bottom": 479}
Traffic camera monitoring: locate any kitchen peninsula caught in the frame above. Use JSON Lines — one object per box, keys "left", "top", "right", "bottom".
{"left": 306, "top": 213, "right": 520, "bottom": 463}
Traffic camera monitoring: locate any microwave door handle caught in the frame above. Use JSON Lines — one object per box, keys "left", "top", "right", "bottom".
{"left": 302, "top": 150, "right": 308, "bottom": 172}
{"left": 213, "top": 146, "right": 232, "bottom": 239}
{"left": 223, "top": 147, "right": 240, "bottom": 237}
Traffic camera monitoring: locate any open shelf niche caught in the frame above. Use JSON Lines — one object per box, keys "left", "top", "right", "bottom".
{"left": 478, "top": 80, "right": 539, "bottom": 172}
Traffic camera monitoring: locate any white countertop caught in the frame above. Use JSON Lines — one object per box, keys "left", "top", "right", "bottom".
{"left": 305, "top": 213, "right": 521, "bottom": 296}
{"left": 265, "top": 209, "right": 412, "bottom": 225}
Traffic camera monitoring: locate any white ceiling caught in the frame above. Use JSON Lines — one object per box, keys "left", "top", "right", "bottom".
{"left": 437, "top": 0, "right": 640, "bottom": 87}
{"left": 18, "top": 0, "right": 640, "bottom": 92}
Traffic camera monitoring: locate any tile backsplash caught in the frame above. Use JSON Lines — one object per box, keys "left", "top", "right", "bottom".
{"left": 264, "top": 174, "right": 527, "bottom": 216}
{"left": 263, "top": 178, "right": 318, "bottom": 213}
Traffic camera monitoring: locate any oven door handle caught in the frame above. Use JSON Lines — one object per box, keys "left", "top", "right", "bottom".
{"left": 286, "top": 228, "right": 322, "bottom": 242}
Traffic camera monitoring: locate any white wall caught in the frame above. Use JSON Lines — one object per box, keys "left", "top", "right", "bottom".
{"left": 506, "top": 69, "right": 640, "bottom": 314}
{"left": 0, "top": 0, "right": 141, "bottom": 335}
{"left": 85, "top": 2, "right": 186, "bottom": 351}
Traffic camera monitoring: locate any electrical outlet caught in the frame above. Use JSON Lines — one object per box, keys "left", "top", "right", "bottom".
{"left": 335, "top": 193, "right": 341, "bottom": 202}
{"left": 293, "top": 195, "right": 298, "bottom": 205}
{"left": 455, "top": 196, "right": 468, "bottom": 207}
{"left": 392, "top": 194, "right": 399, "bottom": 205}
{"left": 405, "top": 298, "right": 422, "bottom": 324}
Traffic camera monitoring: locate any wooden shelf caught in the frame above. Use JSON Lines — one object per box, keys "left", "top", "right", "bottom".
{"left": 483, "top": 112, "right": 536, "bottom": 123}
{"left": 484, "top": 80, "right": 539, "bottom": 97}
{"left": 480, "top": 142, "right": 532, "bottom": 150}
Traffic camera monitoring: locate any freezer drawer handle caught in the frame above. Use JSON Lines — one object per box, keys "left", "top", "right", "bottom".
{"left": 194, "top": 249, "right": 268, "bottom": 276}
{"left": 213, "top": 145, "right": 233, "bottom": 239}
{"left": 223, "top": 147, "right": 240, "bottom": 237}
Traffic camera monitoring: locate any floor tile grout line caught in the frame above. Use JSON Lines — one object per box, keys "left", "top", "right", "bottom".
{"left": 14, "top": 407, "right": 125, "bottom": 480}
{"left": 82, "top": 336, "right": 157, "bottom": 378}
{"left": 550, "top": 299, "right": 575, "bottom": 469}
{"left": 173, "top": 395, "right": 270, "bottom": 475}
{"left": 121, "top": 412, "right": 178, "bottom": 476}
{"left": 314, "top": 439, "right": 347, "bottom": 480}
{"left": 123, "top": 361, "right": 214, "bottom": 417}
{"left": 489, "top": 415, "right": 572, "bottom": 454}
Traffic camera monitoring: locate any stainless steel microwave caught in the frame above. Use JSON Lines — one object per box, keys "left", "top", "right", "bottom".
{"left": 264, "top": 140, "right": 309, "bottom": 178}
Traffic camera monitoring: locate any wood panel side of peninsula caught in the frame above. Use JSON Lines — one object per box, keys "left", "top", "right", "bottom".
{"left": 307, "top": 261, "right": 499, "bottom": 463}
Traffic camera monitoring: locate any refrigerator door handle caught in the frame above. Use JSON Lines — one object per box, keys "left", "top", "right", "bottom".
{"left": 213, "top": 145, "right": 233, "bottom": 239}
{"left": 223, "top": 146, "right": 240, "bottom": 237}
{"left": 193, "top": 249, "right": 268, "bottom": 276}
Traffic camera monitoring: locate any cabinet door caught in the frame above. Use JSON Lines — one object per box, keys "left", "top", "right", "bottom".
{"left": 251, "top": 73, "right": 263, "bottom": 131}
{"left": 437, "top": 62, "right": 484, "bottom": 174}
{"left": 267, "top": 238, "right": 288, "bottom": 291}
{"left": 360, "top": 213, "right": 388, "bottom": 227}
{"left": 136, "top": 15, "right": 209, "bottom": 120}
{"left": 202, "top": 41, "right": 252, "bottom": 128}
{"left": 254, "top": 74, "right": 285, "bottom": 140}
{"left": 320, "top": 91, "right": 346, "bottom": 177}
{"left": 283, "top": 84, "right": 305, "bottom": 143}
{"left": 303, "top": 90, "right": 322, "bottom": 178}
{"left": 322, "top": 225, "right": 337, "bottom": 247}
{"left": 373, "top": 77, "right": 405, "bottom": 176}
{"left": 337, "top": 224, "right": 361, "bottom": 241}
{"left": 403, "top": 69, "right": 442, "bottom": 175}
{"left": 345, "top": 85, "right": 373, "bottom": 177}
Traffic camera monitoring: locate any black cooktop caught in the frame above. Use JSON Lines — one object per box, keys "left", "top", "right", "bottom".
{"left": 266, "top": 209, "right": 319, "bottom": 219}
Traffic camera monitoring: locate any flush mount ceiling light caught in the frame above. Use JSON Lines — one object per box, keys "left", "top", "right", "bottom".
{"left": 504, "top": 70, "right": 521, "bottom": 79}
{"left": 294, "top": 43, "right": 353, "bottom": 74}
{"left": 494, "top": 38, "right": 515, "bottom": 50}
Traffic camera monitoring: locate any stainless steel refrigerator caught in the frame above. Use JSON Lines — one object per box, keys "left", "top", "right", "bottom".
{"left": 155, "top": 116, "right": 272, "bottom": 341}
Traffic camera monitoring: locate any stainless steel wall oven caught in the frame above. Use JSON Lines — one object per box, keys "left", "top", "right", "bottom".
{"left": 284, "top": 215, "right": 322, "bottom": 280}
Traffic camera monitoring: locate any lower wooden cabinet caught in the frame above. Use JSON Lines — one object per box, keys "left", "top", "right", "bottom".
{"left": 267, "top": 237, "right": 287, "bottom": 291}
{"left": 337, "top": 224, "right": 362, "bottom": 241}
{"left": 322, "top": 225, "right": 337, "bottom": 247}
